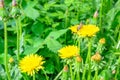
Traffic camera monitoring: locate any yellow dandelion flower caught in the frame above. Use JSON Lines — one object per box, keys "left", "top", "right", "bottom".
{"left": 77, "top": 24, "right": 99, "bottom": 37}
{"left": 58, "top": 45, "right": 79, "bottom": 59}
{"left": 99, "top": 38, "right": 106, "bottom": 44}
{"left": 69, "top": 25, "right": 79, "bottom": 33}
{"left": 19, "top": 54, "right": 45, "bottom": 76}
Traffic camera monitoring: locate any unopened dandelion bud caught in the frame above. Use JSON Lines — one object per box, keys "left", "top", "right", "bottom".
{"left": 91, "top": 52, "right": 101, "bottom": 62}
{"left": 0, "top": 0, "right": 4, "bottom": 8}
{"left": 63, "top": 65, "right": 68, "bottom": 72}
{"left": 12, "top": 0, "right": 17, "bottom": 7}
{"left": 9, "top": 57, "right": 14, "bottom": 63}
{"left": 76, "top": 55, "right": 82, "bottom": 62}
{"left": 0, "top": 0, "right": 5, "bottom": 19}
{"left": 10, "top": 0, "right": 20, "bottom": 18}
{"left": 93, "top": 10, "right": 98, "bottom": 18}
{"left": 99, "top": 38, "right": 106, "bottom": 44}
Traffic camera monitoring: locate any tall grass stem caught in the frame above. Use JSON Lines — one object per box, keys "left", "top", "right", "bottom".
{"left": 54, "top": 70, "right": 63, "bottom": 80}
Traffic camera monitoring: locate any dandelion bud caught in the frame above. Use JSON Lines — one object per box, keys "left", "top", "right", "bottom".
{"left": 0, "top": 0, "right": 5, "bottom": 19}
{"left": 12, "top": 0, "right": 17, "bottom": 7}
{"left": 10, "top": 0, "right": 20, "bottom": 18}
{"left": 9, "top": 57, "right": 14, "bottom": 63}
{"left": 76, "top": 55, "right": 82, "bottom": 62}
{"left": 99, "top": 38, "right": 106, "bottom": 44}
{"left": 63, "top": 65, "right": 68, "bottom": 72}
{"left": 93, "top": 10, "right": 98, "bottom": 18}
{"left": 91, "top": 52, "right": 101, "bottom": 62}
{"left": 0, "top": 0, "right": 4, "bottom": 8}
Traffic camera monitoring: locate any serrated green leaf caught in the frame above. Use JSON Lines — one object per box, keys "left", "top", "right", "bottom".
{"left": 24, "top": 7, "right": 39, "bottom": 20}
{"left": 45, "top": 29, "right": 68, "bottom": 40}
{"left": 106, "top": 0, "right": 120, "bottom": 29}
{"left": 23, "top": 38, "right": 44, "bottom": 55}
{"left": 27, "top": 1, "right": 38, "bottom": 8}
{"left": 46, "top": 38, "right": 62, "bottom": 53}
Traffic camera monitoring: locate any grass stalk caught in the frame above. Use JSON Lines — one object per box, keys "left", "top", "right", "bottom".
{"left": 99, "top": 0, "right": 103, "bottom": 33}
{"left": 54, "top": 70, "right": 63, "bottom": 80}
{"left": 64, "top": 8, "right": 68, "bottom": 44}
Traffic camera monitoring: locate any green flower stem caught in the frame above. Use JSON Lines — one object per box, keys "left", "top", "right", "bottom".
{"left": 19, "top": 17, "right": 22, "bottom": 43}
{"left": 54, "top": 70, "right": 63, "bottom": 80}
{"left": 15, "top": 17, "right": 22, "bottom": 62}
{"left": 78, "top": 37, "right": 81, "bottom": 54}
{"left": 42, "top": 69, "right": 49, "bottom": 80}
{"left": 4, "top": 21, "right": 11, "bottom": 80}
{"left": 76, "top": 62, "right": 80, "bottom": 80}
{"left": 96, "top": 43, "right": 102, "bottom": 53}
{"left": 69, "top": 63, "right": 74, "bottom": 80}
{"left": 62, "top": 70, "right": 68, "bottom": 80}
{"left": 82, "top": 38, "right": 92, "bottom": 80}
{"left": 74, "top": 34, "right": 78, "bottom": 46}
{"left": 82, "top": 64, "right": 86, "bottom": 80}
{"left": 94, "top": 65, "right": 98, "bottom": 80}
{"left": 76, "top": 37, "right": 81, "bottom": 80}
{"left": 87, "top": 38, "right": 92, "bottom": 80}
{"left": 33, "top": 74, "right": 35, "bottom": 80}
